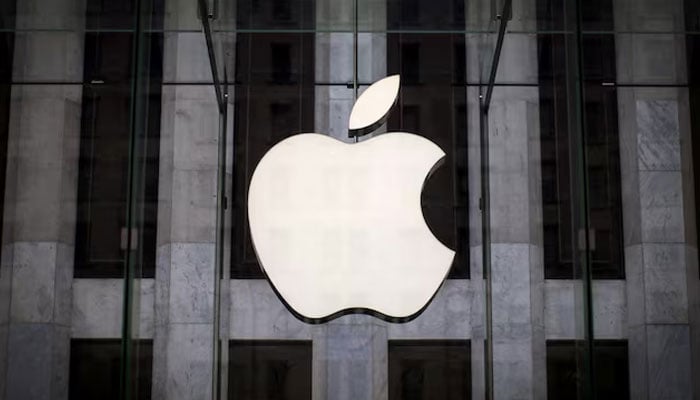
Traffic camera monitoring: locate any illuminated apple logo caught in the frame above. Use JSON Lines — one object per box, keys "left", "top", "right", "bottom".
{"left": 247, "top": 75, "right": 455, "bottom": 323}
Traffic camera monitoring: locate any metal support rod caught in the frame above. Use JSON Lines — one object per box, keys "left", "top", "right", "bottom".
{"left": 353, "top": 0, "right": 359, "bottom": 100}
{"left": 197, "top": 1, "right": 226, "bottom": 397}
{"left": 480, "top": 109, "right": 494, "bottom": 400}
{"left": 120, "top": 0, "right": 154, "bottom": 397}
{"left": 211, "top": 79, "right": 228, "bottom": 400}
{"left": 480, "top": 1, "right": 512, "bottom": 398}
{"left": 572, "top": 0, "right": 595, "bottom": 396}
{"left": 199, "top": 0, "right": 225, "bottom": 113}
{"left": 353, "top": 0, "right": 359, "bottom": 143}
{"left": 483, "top": 0, "right": 512, "bottom": 114}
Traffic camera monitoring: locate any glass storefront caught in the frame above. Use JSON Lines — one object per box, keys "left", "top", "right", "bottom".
{"left": 0, "top": 0, "right": 698, "bottom": 399}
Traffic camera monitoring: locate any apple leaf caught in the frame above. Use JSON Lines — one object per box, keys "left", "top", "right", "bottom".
{"left": 348, "top": 75, "right": 400, "bottom": 137}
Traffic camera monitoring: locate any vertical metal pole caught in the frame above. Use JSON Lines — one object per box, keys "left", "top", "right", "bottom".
{"left": 481, "top": 2, "right": 512, "bottom": 398}
{"left": 571, "top": 0, "right": 595, "bottom": 396}
{"left": 212, "top": 83, "right": 228, "bottom": 400}
{"left": 353, "top": 0, "right": 359, "bottom": 100}
{"left": 120, "top": 0, "right": 152, "bottom": 396}
{"left": 353, "top": 0, "right": 359, "bottom": 143}
{"left": 480, "top": 107, "right": 494, "bottom": 400}
{"left": 197, "top": 0, "right": 227, "bottom": 397}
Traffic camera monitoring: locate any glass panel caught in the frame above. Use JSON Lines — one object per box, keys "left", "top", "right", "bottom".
{"left": 0, "top": 0, "right": 218, "bottom": 399}
{"left": 213, "top": 0, "right": 494, "bottom": 397}
{"left": 486, "top": 0, "right": 595, "bottom": 397}
{"left": 2, "top": 0, "right": 699, "bottom": 398}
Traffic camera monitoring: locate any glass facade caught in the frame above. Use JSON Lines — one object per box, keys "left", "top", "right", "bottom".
{"left": 0, "top": 0, "right": 698, "bottom": 399}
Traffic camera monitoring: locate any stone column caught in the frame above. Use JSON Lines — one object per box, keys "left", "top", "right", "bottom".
{"left": 0, "top": 0, "right": 84, "bottom": 399}
{"left": 615, "top": 0, "right": 698, "bottom": 398}
{"left": 466, "top": 80, "right": 487, "bottom": 400}
{"left": 152, "top": 0, "right": 219, "bottom": 399}
{"left": 477, "top": 0, "right": 546, "bottom": 398}
{"left": 465, "top": 3, "right": 490, "bottom": 397}
{"left": 312, "top": 317, "right": 388, "bottom": 400}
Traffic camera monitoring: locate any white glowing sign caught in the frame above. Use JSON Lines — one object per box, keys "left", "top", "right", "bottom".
{"left": 247, "top": 75, "right": 455, "bottom": 322}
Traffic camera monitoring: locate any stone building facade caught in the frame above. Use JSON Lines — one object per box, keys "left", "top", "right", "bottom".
{"left": 0, "top": 0, "right": 698, "bottom": 399}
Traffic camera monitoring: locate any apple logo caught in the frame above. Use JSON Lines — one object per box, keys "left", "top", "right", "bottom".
{"left": 247, "top": 75, "right": 455, "bottom": 323}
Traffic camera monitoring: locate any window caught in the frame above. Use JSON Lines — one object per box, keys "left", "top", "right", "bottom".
{"left": 387, "top": 30, "right": 469, "bottom": 278}
{"left": 0, "top": 0, "right": 14, "bottom": 261}
{"left": 231, "top": 1, "right": 315, "bottom": 279}
{"left": 399, "top": 43, "right": 421, "bottom": 84}
{"left": 537, "top": 0, "right": 624, "bottom": 279}
{"left": 546, "top": 340, "right": 629, "bottom": 399}
{"left": 386, "top": 0, "right": 465, "bottom": 31}
{"left": 687, "top": 0, "right": 700, "bottom": 278}
{"left": 272, "top": 0, "right": 293, "bottom": 22}
{"left": 85, "top": 0, "right": 164, "bottom": 30}
{"left": 69, "top": 339, "right": 153, "bottom": 400}
{"left": 86, "top": 0, "right": 135, "bottom": 30}
{"left": 270, "top": 43, "right": 293, "bottom": 84}
{"left": 74, "top": 0, "right": 163, "bottom": 279}
{"left": 229, "top": 340, "right": 312, "bottom": 400}
{"left": 388, "top": 340, "right": 471, "bottom": 400}
{"left": 237, "top": 0, "right": 314, "bottom": 30}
